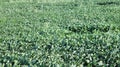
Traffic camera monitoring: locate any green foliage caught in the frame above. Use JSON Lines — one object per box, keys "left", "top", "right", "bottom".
{"left": 0, "top": 0, "right": 120, "bottom": 67}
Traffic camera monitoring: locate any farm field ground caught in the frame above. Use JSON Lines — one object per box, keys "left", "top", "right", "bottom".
{"left": 0, "top": 0, "right": 120, "bottom": 67}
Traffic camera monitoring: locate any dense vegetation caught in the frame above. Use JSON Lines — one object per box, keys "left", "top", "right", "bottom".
{"left": 0, "top": 0, "right": 120, "bottom": 67}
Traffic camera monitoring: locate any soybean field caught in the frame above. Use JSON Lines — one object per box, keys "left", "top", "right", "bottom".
{"left": 0, "top": 0, "right": 120, "bottom": 67}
